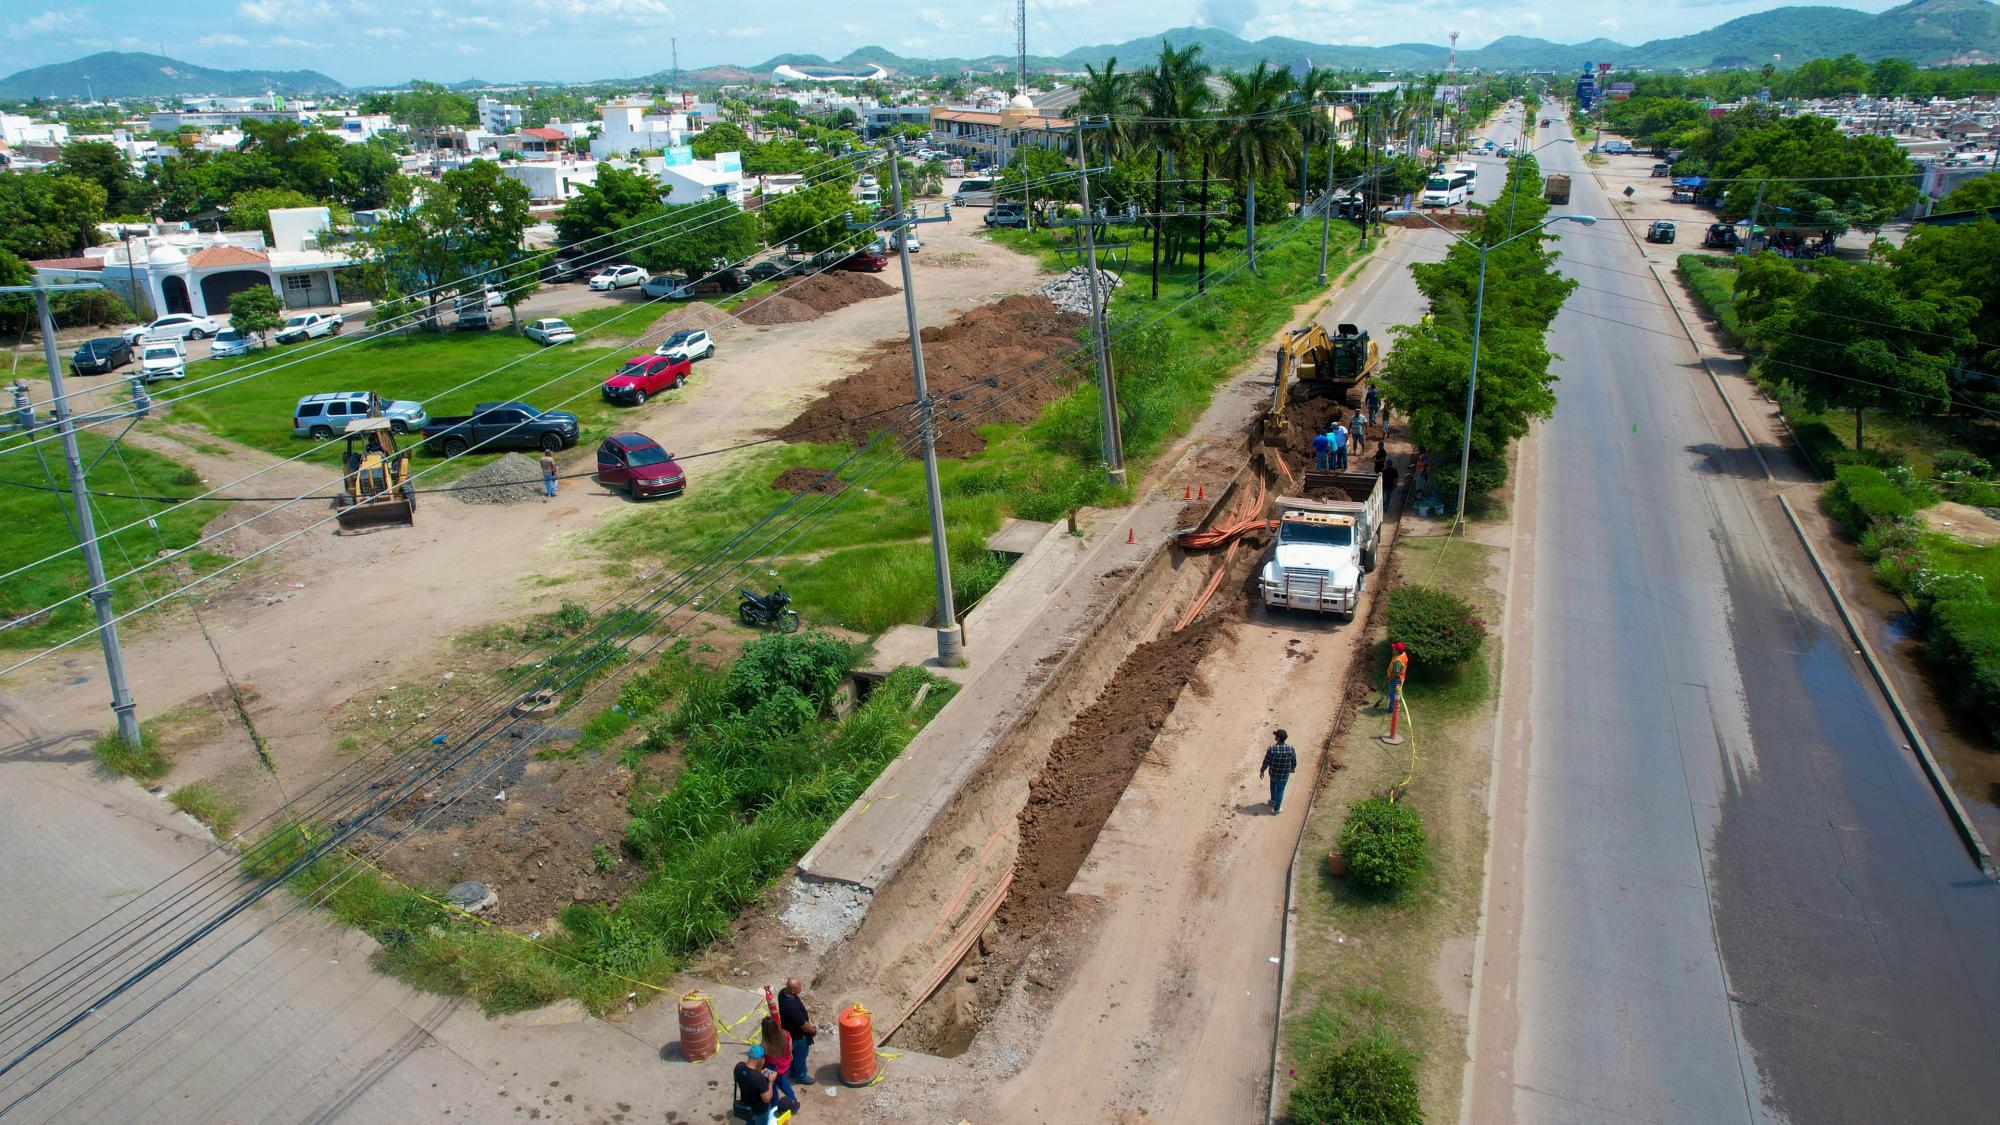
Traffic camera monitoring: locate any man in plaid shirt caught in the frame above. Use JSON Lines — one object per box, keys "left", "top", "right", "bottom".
{"left": 1260, "top": 729, "right": 1298, "bottom": 813}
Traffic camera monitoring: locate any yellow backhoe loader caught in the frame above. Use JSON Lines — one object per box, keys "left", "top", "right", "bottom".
{"left": 334, "top": 416, "right": 417, "bottom": 534}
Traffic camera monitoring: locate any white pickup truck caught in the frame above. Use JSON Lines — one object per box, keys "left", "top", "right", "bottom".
{"left": 1258, "top": 473, "right": 1384, "bottom": 616}
{"left": 274, "top": 311, "right": 344, "bottom": 345}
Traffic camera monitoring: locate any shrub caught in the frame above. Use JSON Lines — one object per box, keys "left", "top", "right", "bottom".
{"left": 1908, "top": 566, "right": 1988, "bottom": 621}
{"left": 1337, "top": 797, "right": 1428, "bottom": 894}
{"left": 723, "top": 630, "right": 858, "bottom": 714}
{"left": 1384, "top": 584, "right": 1485, "bottom": 672}
{"left": 1925, "top": 597, "right": 2000, "bottom": 732}
{"left": 91, "top": 733, "right": 168, "bottom": 783}
{"left": 169, "top": 782, "right": 239, "bottom": 837}
{"left": 1933, "top": 451, "right": 1993, "bottom": 479}
{"left": 1825, "top": 465, "right": 1914, "bottom": 530}
{"left": 1287, "top": 1029, "right": 1423, "bottom": 1125}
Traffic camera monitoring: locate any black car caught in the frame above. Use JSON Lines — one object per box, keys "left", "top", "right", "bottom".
{"left": 70, "top": 336, "right": 132, "bottom": 376}
{"left": 1646, "top": 221, "right": 1677, "bottom": 244}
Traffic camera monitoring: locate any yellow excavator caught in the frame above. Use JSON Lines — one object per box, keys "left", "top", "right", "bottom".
{"left": 1263, "top": 322, "right": 1380, "bottom": 445}
{"left": 334, "top": 416, "right": 417, "bottom": 534}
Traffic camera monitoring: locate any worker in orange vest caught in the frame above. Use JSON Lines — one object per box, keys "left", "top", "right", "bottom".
{"left": 1385, "top": 642, "right": 1409, "bottom": 717}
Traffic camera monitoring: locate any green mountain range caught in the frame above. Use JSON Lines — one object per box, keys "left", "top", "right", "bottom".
{"left": 0, "top": 52, "right": 346, "bottom": 100}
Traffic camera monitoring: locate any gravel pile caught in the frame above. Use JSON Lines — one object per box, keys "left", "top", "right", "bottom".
{"left": 778, "top": 876, "right": 873, "bottom": 954}
{"left": 1034, "top": 267, "right": 1123, "bottom": 316}
{"left": 450, "top": 452, "right": 547, "bottom": 505}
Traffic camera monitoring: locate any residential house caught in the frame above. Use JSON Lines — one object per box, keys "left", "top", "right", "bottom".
{"left": 519, "top": 127, "right": 568, "bottom": 154}
{"left": 500, "top": 157, "right": 599, "bottom": 203}
{"left": 930, "top": 101, "right": 1075, "bottom": 163}
{"left": 477, "top": 97, "right": 525, "bottom": 133}
{"left": 656, "top": 156, "right": 744, "bottom": 205}
{"left": 590, "top": 100, "right": 688, "bottom": 159}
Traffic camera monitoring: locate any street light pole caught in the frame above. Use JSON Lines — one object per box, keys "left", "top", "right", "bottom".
{"left": 1316, "top": 100, "right": 1336, "bottom": 287}
{"left": 1071, "top": 116, "right": 1125, "bottom": 486}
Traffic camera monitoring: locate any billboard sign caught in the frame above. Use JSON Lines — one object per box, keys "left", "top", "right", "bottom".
{"left": 664, "top": 145, "right": 694, "bottom": 166}
{"left": 714, "top": 150, "right": 742, "bottom": 173}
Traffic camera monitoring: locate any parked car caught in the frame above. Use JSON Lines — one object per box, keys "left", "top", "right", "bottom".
{"left": 859, "top": 173, "right": 879, "bottom": 190}
{"left": 126, "top": 313, "right": 220, "bottom": 343}
{"left": 1603, "top": 139, "right": 1633, "bottom": 154}
{"left": 1703, "top": 222, "right": 1742, "bottom": 249}
{"left": 137, "top": 341, "right": 186, "bottom": 381}
{"left": 1670, "top": 186, "right": 1698, "bottom": 203}
{"left": 1650, "top": 162, "right": 1673, "bottom": 178}
{"left": 669, "top": 269, "right": 751, "bottom": 299}
{"left": 452, "top": 299, "right": 492, "bottom": 331}
{"left": 602, "top": 354, "right": 691, "bottom": 405}
{"left": 523, "top": 318, "right": 576, "bottom": 345}
{"left": 1646, "top": 221, "right": 1678, "bottom": 244}
{"left": 654, "top": 329, "right": 715, "bottom": 363}
{"left": 870, "top": 232, "right": 920, "bottom": 255}
{"left": 588, "top": 264, "right": 646, "bottom": 291}
{"left": 984, "top": 203, "right": 1028, "bottom": 228}
{"left": 952, "top": 178, "right": 996, "bottom": 207}
{"left": 70, "top": 336, "right": 132, "bottom": 375}
{"left": 274, "top": 312, "right": 344, "bottom": 344}
{"left": 1498, "top": 143, "right": 1516, "bottom": 157}
{"left": 640, "top": 274, "right": 685, "bottom": 299}
{"left": 421, "top": 401, "right": 581, "bottom": 456}
{"left": 746, "top": 255, "right": 808, "bottom": 282}
{"left": 595, "top": 432, "right": 686, "bottom": 500}
{"left": 294, "top": 391, "right": 429, "bottom": 438}
{"left": 208, "top": 328, "right": 259, "bottom": 357}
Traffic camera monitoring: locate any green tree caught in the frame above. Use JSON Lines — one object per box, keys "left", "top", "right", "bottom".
{"left": 997, "top": 145, "right": 1074, "bottom": 225}
{"left": 334, "top": 140, "right": 400, "bottom": 210}
{"left": 632, "top": 198, "right": 758, "bottom": 279}
{"left": 1893, "top": 217, "right": 2000, "bottom": 368}
{"left": 1704, "top": 113, "right": 1915, "bottom": 235}
{"left": 1761, "top": 262, "right": 1975, "bottom": 449}
{"left": 1939, "top": 177, "right": 2000, "bottom": 214}
{"left": 226, "top": 186, "right": 319, "bottom": 241}
{"left": 392, "top": 81, "right": 476, "bottom": 148}
{"left": 226, "top": 283, "right": 283, "bottom": 343}
{"left": 1135, "top": 42, "right": 1213, "bottom": 298}
{"left": 237, "top": 118, "right": 345, "bottom": 200}
{"left": 1733, "top": 252, "right": 1815, "bottom": 330}
{"left": 1869, "top": 58, "right": 1918, "bottom": 97}
{"left": 1075, "top": 58, "right": 1142, "bottom": 157}
{"left": 757, "top": 182, "right": 863, "bottom": 253}
{"left": 555, "top": 164, "right": 665, "bottom": 259}
{"left": 57, "top": 140, "right": 150, "bottom": 216}
{"left": 1217, "top": 61, "right": 1298, "bottom": 271}
{"left": 441, "top": 160, "right": 536, "bottom": 326}
{"left": 0, "top": 172, "right": 108, "bottom": 259}
{"left": 689, "top": 121, "right": 752, "bottom": 159}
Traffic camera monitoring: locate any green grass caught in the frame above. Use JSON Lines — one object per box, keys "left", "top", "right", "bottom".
{"left": 92, "top": 732, "right": 169, "bottom": 783}
{"left": 0, "top": 431, "right": 229, "bottom": 649}
{"left": 1675, "top": 254, "right": 1746, "bottom": 350}
{"left": 586, "top": 223, "right": 1364, "bottom": 634}
{"left": 1922, "top": 534, "right": 2000, "bottom": 593}
{"left": 165, "top": 300, "right": 679, "bottom": 480}
{"left": 169, "top": 781, "right": 240, "bottom": 837}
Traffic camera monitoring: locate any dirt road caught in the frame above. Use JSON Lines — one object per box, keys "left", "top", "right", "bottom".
{"left": 0, "top": 210, "right": 1043, "bottom": 814}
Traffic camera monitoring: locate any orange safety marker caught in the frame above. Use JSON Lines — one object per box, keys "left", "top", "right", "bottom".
{"left": 1198, "top": 485, "right": 1205, "bottom": 500}
{"left": 1127, "top": 527, "right": 1136, "bottom": 544}
{"left": 1183, "top": 485, "right": 1192, "bottom": 500}
{"left": 678, "top": 992, "right": 718, "bottom": 1062}
{"left": 839, "top": 1004, "right": 879, "bottom": 1087}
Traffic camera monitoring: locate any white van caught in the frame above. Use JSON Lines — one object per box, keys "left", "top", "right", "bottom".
{"left": 1419, "top": 170, "right": 1472, "bottom": 207}
{"left": 952, "top": 177, "right": 996, "bottom": 207}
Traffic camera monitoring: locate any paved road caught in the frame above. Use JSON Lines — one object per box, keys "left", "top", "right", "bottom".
{"left": 1470, "top": 108, "right": 2000, "bottom": 1122}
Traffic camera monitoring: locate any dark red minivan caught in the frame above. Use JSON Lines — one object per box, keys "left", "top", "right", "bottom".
{"left": 595, "top": 432, "right": 686, "bottom": 499}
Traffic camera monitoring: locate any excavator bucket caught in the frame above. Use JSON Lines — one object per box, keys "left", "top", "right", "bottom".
{"left": 334, "top": 417, "right": 417, "bottom": 534}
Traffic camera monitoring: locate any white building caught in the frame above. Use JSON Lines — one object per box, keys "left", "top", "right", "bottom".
{"left": 29, "top": 208, "right": 358, "bottom": 320}
{"left": 335, "top": 113, "right": 398, "bottom": 142}
{"left": 500, "top": 157, "right": 600, "bottom": 203}
{"left": 589, "top": 101, "right": 688, "bottom": 159}
{"left": 656, "top": 157, "right": 743, "bottom": 205}
{"left": 0, "top": 114, "right": 70, "bottom": 148}
{"left": 477, "top": 97, "right": 525, "bottom": 133}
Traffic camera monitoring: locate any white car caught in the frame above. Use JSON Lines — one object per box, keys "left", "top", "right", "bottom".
{"left": 126, "top": 313, "right": 220, "bottom": 343}
{"left": 654, "top": 329, "right": 715, "bottom": 363}
{"left": 208, "top": 327, "right": 259, "bottom": 357}
{"left": 137, "top": 342, "right": 187, "bottom": 381}
{"left": 639, "top": 274, "right": 683, "bottom": 299}
{"left": 523, "top": 317, "right": 577, "bottom": 346}
{"left": 588, "top": 265, "right": 646, "bottom": 291}
{"left": 273, "top": 312, "right": 344, "bottom": 344}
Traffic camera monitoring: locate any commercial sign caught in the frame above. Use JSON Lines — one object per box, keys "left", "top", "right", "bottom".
{"left": 714, "top": 150, "right": 742, "bottom": 173}
{"left": 664, "top": 145, "right": 694, "bottom": 166}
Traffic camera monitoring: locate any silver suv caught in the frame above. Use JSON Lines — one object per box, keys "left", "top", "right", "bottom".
{"left": 293, "top": 391, "right": 428, "bottom": 439}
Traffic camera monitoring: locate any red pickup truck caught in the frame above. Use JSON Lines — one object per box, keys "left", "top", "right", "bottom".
{"left": 839, "top": 249, "right": 889, "bottom": 273}
{"left": 601, "top": 354, "right": 691, "bottom": 406}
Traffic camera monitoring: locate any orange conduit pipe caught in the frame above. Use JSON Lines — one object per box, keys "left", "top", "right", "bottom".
{"left": 1173, "top": 479, "right": 1272, "bottom": 632}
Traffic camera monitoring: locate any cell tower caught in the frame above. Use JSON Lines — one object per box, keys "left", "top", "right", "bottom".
{"left": 1016, "top": 0, "right": 1028, "bottom": 97}
{"left": 1447, "top": 30, "right": 1460, "bottom": 72}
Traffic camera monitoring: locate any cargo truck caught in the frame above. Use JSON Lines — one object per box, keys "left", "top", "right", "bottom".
{"left": 1258, "top": 473, "right": 1384, "bottom": 616}
{"left": 1543, "top": 174, "right": 1571, "bottom": 204}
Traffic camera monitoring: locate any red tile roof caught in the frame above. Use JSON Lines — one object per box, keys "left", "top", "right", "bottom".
{"left": 28, "top": 256, "right": 103, "bottom": 271}
{"left": 522, "top": 127, "right": 566, "bottom": 142}
{"left": 188, "top": 244, "right": 269, "bottom": 268}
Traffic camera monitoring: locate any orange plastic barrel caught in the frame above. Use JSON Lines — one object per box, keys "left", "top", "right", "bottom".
{"left": 838, "top": 1004, "right": 878, "bottom": 1086}
{"left": 678, "top": 992, "right": 718, "bottom": 1063}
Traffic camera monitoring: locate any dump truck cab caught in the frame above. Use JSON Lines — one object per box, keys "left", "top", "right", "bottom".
{"left": 1259, "top": 482, "right": 1384, "bottom": 617}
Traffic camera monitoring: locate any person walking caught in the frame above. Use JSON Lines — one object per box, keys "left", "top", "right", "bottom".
{"left": 540, "top": 449, "right": 559, "bottom": 499}
{"left": 1414, "top": 449, "right": 1432, "bottom": 490}
{"left": 1383, "top": 459, "right": 1400, "bottom": 498}
{"left": 1372, "top": 443, "right": 1387, "bottom": 477}
{"left": 1312, "top": 428, "right": 1331, "bottom": 472}
{"left": 1260, "top": 729, "right": 1298, "bottom": 814}
{"left": 1364, "top": 384, "right": 1381, "bottom": 426}
{"left": 1331, "top": 420, "right": 1348, "bottom": 470}
{"left": 777, "top": 978, "right": 817, "bottom": 1085}
{"left": 1351, "top": 413, "right": 1367, "bottom": 456}
{"left": 733, "top": 1044, "right": 797, "bottom": 1124}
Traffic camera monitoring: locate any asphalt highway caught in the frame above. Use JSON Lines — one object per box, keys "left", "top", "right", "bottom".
{"left": 1469, "top": 106, "right": 2000, "bottom": 1123}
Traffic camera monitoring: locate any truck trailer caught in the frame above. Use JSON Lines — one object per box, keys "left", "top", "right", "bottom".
{"left": 1543, "top": 174, "right": 1571, "bottom": 205}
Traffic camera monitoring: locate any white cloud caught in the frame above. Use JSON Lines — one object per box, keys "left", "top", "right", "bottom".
{"left": 454, "top": 44, "right": 483, "bottom": 55}
{"left": 1598, "top": 17, "right": 1621, "bottom": 32}
{"left": 238, "top": 0, "right": 283, "bottom": 22}
{"left": 268, "top": 35, "right": 327, "bottom": 50}
{"left": 361, "top": 26, "right": 406, "bottom": 39}
{"left": 721, "top": 25, "right": 765, "bottom": 40}
{"left": 25, "top": 11, "right": 81, "bottom": 33}
{"left": 534, "top": 0, "right": 670, "bottom": 17}
{"left": 199, "top": 33, "right": 251, "bottom": 47}
{"left": 841, "top": 23, "right": 865, "bottom": 36}
{"left": 916, "top": 7, "right": 950, "bottom": 29}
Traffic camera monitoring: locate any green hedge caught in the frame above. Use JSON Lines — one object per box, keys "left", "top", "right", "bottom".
{"left": 1825, "top": 465, "right": 1916, "bottom": 530}
{"left": 1926, "top": 597, "right": 2000, "bottom": 720}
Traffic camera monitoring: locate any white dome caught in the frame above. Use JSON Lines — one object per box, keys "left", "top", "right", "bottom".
{"left": 149, "top": 245, "right": 187, "bottom": 267}
{"left": 1009, "top": 92, "right": 1035, "bottom": 111}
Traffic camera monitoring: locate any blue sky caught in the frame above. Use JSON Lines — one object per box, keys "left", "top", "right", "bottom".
{"left": 14, "top": 0, "right": 1909, "bottom": 87}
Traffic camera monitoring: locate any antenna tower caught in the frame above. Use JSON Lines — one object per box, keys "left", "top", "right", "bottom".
{"left": 1447, "top": 30, "right": 1460, "bottom": 72}
{"left": 672, "top": 38, "right": 680, "bottom": 91}
{"left": 1016, "top": 0, "right": 1028, "bottom": 96}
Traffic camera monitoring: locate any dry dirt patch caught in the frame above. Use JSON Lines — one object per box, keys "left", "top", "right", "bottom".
{"left": 770, "top": 466, "right": 850, "bottom": 495}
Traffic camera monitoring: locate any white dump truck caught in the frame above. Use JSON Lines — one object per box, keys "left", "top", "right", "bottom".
{"left": 1259, "top": 472, "right": 1384, "bottom": 616}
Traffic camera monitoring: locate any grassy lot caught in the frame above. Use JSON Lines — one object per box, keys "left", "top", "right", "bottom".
{"left": 1283, "top": 533, "right": 1504, "bottom": 1121}
{"left": 165, "top": 300, "right": 683, "bottom": 479}
{"left": 589, "top": 222, "right": 1366, "bottom": 633}
{"left": 0, "top": 430, "right": 227, "bottom": 650}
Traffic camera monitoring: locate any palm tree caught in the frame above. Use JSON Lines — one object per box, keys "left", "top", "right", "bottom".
{"left": 1135, "top": 42, "right": 1214, "bottom": 298}
{"left": 1293, "top": 66, "right": 1340, "bottom": 209}
{"left": 1219, "top": 62, "right": 1298, "bottom": 272}
{"left": 1076, "top": 58, "right": 1141, "bottom": 158}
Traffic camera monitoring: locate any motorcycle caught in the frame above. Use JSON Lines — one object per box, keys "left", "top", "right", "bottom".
{"left": 738, "top": 587, "right": 800, "bottom": 633}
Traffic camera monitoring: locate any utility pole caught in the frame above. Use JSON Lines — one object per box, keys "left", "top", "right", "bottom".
{"left": 1198, "top": 151, "right": 1210, "bottom": 293}
{"left": 1067, "top": 117, "right": 1124, "bottom": 486}
{"left": 1743, "top": 179, "right": 1766, "bottom": 256}
{"left": 851, "top": 155, "right": 961, "bottom": 662}
{"left": 8, "top": 281, "right": 142, "bottom": 746}
{"left": 1316, "top": 102, "right": 1337, "bottom": 286}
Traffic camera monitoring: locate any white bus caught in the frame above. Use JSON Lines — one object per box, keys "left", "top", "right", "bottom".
{"left": 1420, "top": 169, "right": 1472, "bottom": 207}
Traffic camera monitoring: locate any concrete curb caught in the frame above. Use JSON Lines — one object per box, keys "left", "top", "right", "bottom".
{"left": 1640, "top": 253, "right": 1998, "bottom": 878}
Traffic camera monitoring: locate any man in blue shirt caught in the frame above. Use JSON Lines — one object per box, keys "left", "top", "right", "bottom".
{"left": 1331, "top": 421, "right": 1349, "bottom": 469}
{"left": 1311, "top": 429, "right": 1331, "bottom": 471}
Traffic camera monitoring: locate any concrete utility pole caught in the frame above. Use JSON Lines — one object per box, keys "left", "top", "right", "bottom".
{"left": 8, "top": 281, "right": 142, "bottom": 746}
{"left": 1069, "top": 116, "right": 1124, "bottom": 486}
{"left": 1316, "top": 100, "right": 1336, "bottom": 286}
{"left": 1743, "top": 179, "right": 1766, "bottom": 256}
{"left": 852, "top": 155, "right": 961, "bottom": 662}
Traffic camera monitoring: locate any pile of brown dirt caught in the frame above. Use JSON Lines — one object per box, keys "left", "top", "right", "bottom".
{"left": 779, "top": 294, "right": 1087, "bottom": 457}
{"left": 1389, "top": 211, "right": 1482, "bottom": 231}
{"left": 739, "top": 296, "right": 821, "bottom": 326}
{"left": 771, "top": 466, "right": 849, "bottom": 494}
{"left": 778, "top": 272, "right": 898, "bottom": 313}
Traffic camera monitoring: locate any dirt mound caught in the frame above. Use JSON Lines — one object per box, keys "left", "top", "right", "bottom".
{"left": 642, "top": 303, "right": 741, "bottom": 340}
{"left": 739, "top": 296, "right": 821, "bottom": 326}
{"left": 779, "top": 294, "right": 1087, "bottom": 457}
{"left": 771, "top": 466, "right": 850, "bottom": 494}
{"left": 1389, "top": 211, "right": 1481, "bottom": 231}
{"left": 450, "top": 452, "right": 547, "bottom": 505}
{"left": 778, "top": 271, "right": 898, "bottom": 313}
